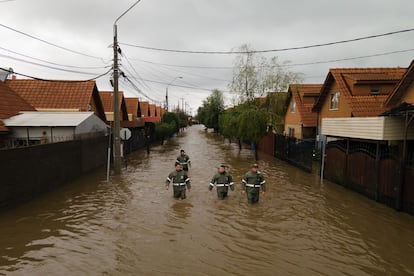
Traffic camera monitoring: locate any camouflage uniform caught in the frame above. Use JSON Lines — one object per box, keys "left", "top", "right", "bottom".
{"left": 242, "top": 171, "right": 266, "bottom": 204}
{"left": 166, "top": 169, "right": 191, "bottom": 200}
{"left": 209, "top": 171, "right": 234, "bottom": 199}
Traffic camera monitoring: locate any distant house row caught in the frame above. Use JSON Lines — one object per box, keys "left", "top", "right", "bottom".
{"left": 0, "top": 78, "right": 166, "bottom": 148}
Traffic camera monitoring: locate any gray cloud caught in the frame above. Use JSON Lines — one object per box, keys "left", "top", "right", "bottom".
{"left": 1, "top": 0, "right": 414, "bottom": 111}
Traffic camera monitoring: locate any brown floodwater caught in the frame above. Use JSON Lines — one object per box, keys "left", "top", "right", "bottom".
{"left": 1, "top": 125, "right": 414, "bottom": 275}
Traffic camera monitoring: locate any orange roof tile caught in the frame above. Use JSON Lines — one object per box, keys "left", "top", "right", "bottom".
{"left": 6, "top": 79, "right": 97, "bottom": 111}
{"left": 125, "top": 98, "right": 139, "bottom": 117}
{"left": 99, "top": 91, "right": 124, "bottom": 113}
{"left": 289, "top": 84, "right": 322, "bottom": 127}
{"left": 139, "top": 101, "right": 150, "bottom": 117}
{"left": 0, "top": 81, "right": 36, "bottom": 119}
{"left": 149, "top": 104, "right": 156, "bottom": 117}
{"left": 314, "top": 67, "right": 407, "bottom": 117}
{"left": 385, "top": 60, "right": 414, "bottom": 107}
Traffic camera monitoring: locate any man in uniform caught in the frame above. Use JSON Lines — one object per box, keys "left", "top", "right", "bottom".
{"left": 209, "top": 165, "right": 234, "bottom": 199}
{"left": 241, "top": 164, "right": 266, "bottom": 204}
{"left": 166, "top": 163, "right": 191, "bottom": 200}
{"left": 176, "top": 149, "right": 191, "bottom": 172}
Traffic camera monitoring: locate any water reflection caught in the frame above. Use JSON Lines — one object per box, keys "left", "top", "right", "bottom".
{"left": 1, "top": 125, "right": 414, "bottom": 275}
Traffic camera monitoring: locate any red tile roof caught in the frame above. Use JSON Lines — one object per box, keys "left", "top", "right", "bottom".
{"left": 140, "top": 101, "right": 149, "bottom": 117}
{"left": 149, "top": 104, "right": 156, "bottom": 117}
{"left": 385, "top": 60, "right": 414, "bottom": 107}
{"left": 6, "top": 79, "right": 97, "bottom": 111}
{"left": 99, "top": 91, "right": 124, "bottom": 113}
{"left": 289, "top": 84, "right": 322, "bottom": 127}
{"left": 125, "top": 98, "right": 139, "bottom": 117}
{"left": 0, "top": 81, "right": 36, "bottom": 119}
{"left": 314, "top": 67, "right": 407, "bottom": 117}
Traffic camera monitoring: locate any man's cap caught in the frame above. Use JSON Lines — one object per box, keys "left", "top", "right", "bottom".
{"left": 219, "top": 164, "right": 226, "bottom": 168}
{"left": 252, "top": 163, "right": 259, "bottom": 168}
{"left": 180, "top": 149, "right": 185, "bottom": 152}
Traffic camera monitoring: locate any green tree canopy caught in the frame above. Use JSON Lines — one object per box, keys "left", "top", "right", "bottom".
{"left": 196, "top": 89, "right": 225, "bottom": 132}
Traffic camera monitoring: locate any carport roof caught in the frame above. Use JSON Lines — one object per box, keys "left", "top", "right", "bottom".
{"left": 4, "top": 112, "right": 96, "bottom": 127}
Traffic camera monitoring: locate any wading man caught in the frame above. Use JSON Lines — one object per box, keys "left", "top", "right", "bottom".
{"left": 209, "top": 165, "right": 234, "bottom": 199}
{"left": 166, "top": 164, "right": 191, "bottom": 200}
{"left": 241, "top": 164, "right": 266, "bottom": 204}
{"left": 176, "top": 149, "right": 191, "bottom": 172}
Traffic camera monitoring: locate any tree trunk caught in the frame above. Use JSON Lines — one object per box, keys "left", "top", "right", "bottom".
{"left": 160, "top": 137, "right": 164, "bottom": 145}
{"left": 238, "top": 139, "right": 242, "bottom": 151}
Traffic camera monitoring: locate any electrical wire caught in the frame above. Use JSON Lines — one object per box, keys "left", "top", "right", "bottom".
{"left": 0, "top": 22, "right": 107, "bottom": 62}
{"left": 131, "top": 48, "right": 414, "bottom": 70}
{"left": 0, "top": 53, "right": 108, "bottom": 75}
{"left": 0, "top": 66, "right": 112, "bottom": 81}
{"left": 0, "top": 46, "right": 109, "bottom": 70}
{"left": 120, "top": 28, "right": 414, "bottom": 54}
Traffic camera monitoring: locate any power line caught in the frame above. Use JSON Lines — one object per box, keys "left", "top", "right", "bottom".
{"left": 131, "top": 48, "right": 414, "bottom": 70}
{"left": 120, "top": 28, "right": 414, "bottom": 54}
{"left": 0, "top": 22, "right": 107, "bottom": 62}
{"left": 0, "top": 45, "right": 109, "bottom": 70}
{"left": 0, "top": 66, "right": 112, "bottom": 81}
{"left": 0, "top": 53, "right": 109, "bottom": 75}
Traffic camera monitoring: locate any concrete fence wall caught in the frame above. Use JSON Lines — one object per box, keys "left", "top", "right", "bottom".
{"left": 0, "top": 135, "right": 108, "bottom": 209}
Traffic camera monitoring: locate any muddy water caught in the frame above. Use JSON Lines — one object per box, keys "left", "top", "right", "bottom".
{"left": 1, "top": 125, "right": 414, "bottom": 275}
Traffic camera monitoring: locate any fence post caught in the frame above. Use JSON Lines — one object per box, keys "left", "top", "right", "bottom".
{"left": 344, "top": 139, "right": 349, "bottom": 187}
{"left": 375, "top": 142, "right": 380, "bottom": 201}
{"left": 320, "top": 135, "right": 327, "bottom": 182}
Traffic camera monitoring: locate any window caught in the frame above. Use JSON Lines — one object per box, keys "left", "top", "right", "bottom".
{"left": 288, "top": 127, "right": 295, "bottom": 137}
{"left": 371, "top": 87, "right": 380, "bottom": 95}
{"left": 291, "top": 100, "right": 296, "bottom": 113}
{"left": 329, "top": 92, "right": 340, "bottom": 110}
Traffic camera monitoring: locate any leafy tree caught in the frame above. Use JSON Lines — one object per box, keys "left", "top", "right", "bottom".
{"left": 224, "top": 44, "right": 302, "bottom": 159}
{"left": 175, "top": 111, "right": 189, "bottom": 130}
{"left": 161, "top": 112, "right": 180, "bottom": 133}
{"left": 155, "top": 121, "right": 176, "bottom": 145}
{"left": 197, "top": 89, "right": 224, "bottom": 132}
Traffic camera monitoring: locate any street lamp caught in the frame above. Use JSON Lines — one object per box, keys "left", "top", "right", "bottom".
{"left": 165, "top": 76, "right": 182, "bottom": 111}
{"left": 113, "top": 0, "right": 142, "bottom": 174}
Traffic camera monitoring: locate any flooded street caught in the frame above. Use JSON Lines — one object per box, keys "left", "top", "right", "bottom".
{"left": 1, "top": 125, "right": 414, "bottom": 275}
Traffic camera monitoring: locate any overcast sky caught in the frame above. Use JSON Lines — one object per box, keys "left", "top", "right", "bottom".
{"left": 1, "top": 0, "right": 414, "bottom": 113}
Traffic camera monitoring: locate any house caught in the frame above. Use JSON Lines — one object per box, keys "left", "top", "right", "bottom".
{"left": 3, "top": 112, "right": 108, "bottom": 147}
{"left": 6, "top": 79, "right": 106, "bottom": 122}
{"left": 140, "top": 103, "right": 161, "bottom": 123}
{"left": 385, "top": 60, "right": 414, "bottom": 107}
{"left": 99, "top": 91, "right": 129, "bottom": 123}
{"left": 139, "top": 101, "right": 150, "bottom": 117}
{"left": 318, "top": 65, "right": 414, "bottom": 214}
{"left": 313, "top": 67, "right": 407, "bottom": 128}
{"left": 0, "top": 80, "right": 36, "bottom": 147}
{"left": 284, "top": 84, "right": 322, "bottom": 139}
{"left": 125, "top": 97, "right": 142, "bottom": 121}
{"left": 123, "top": 97, "right": 145, "bottom": 128}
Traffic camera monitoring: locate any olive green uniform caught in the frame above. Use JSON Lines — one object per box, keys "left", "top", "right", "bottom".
{"left": 166, "top": 169, "right": 191, "bottom": 199}
{"left": 242, "top": 171, "right": 266, "bottom": 204}
{"left": 176, "top": 155, "right": 191, "bottom": 171}
{"left": 209, "top": 172, "right": 234, "bottom": 199}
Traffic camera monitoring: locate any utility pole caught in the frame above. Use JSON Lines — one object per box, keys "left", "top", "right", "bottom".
{"left": 112, "top": 0, "right": 142, "bottom": 174}
{"left": 166, "top": 76, "right": 182, "bottom": 112}
{"left": 113, "top": 24, "right": 121, "bottom": 174}
{"left": 180, "top": 97, "right": 185, "bottom": 113}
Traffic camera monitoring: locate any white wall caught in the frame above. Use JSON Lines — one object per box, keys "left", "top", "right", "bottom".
{"left": 322, "top": 117, "right": 414, "bottom": 140}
